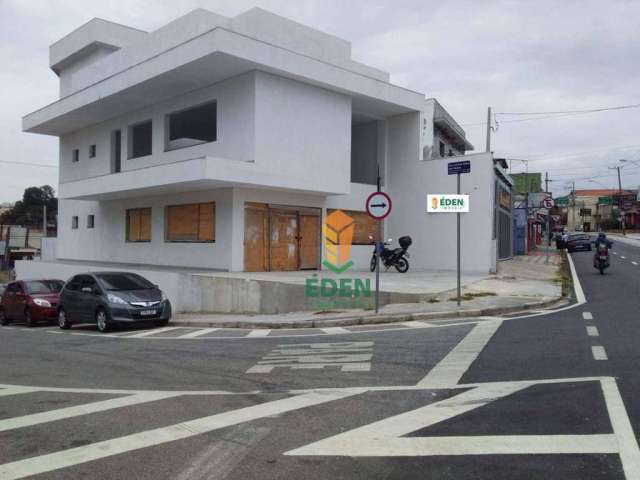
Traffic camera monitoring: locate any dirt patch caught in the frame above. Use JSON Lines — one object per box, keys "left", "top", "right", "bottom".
{"left": 554, "top": 252, "right": 572, "bottom": 297}
{"left": 448, "top": 291, "right": 497, "bottom": 302}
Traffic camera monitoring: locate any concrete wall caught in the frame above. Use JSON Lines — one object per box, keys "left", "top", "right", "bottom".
{"left": 57, "top": 188, "right": 235, "bottom": 270}
{"left": 59, "top": 71, "right": 256, "bottom": 184}
{"left": 386, "top": 111, "right": 496, "bottom": 273}
{"left": 254, "top": 72, "right": 351, "bottom": 194}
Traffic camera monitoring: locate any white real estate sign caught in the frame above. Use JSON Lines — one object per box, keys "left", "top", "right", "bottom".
{"left": 427, "top": 194, "right": 470, "bottom": 213}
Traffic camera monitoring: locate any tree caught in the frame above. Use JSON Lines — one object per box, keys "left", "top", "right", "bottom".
{"left": 0, "top": 185, "right": 58, "bottom": 228}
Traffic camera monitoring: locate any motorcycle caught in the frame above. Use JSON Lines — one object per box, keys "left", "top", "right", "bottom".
{"left": 593, "top": 240, "right": 612, "bottom": 274}
{"left": 369, "top": 235, "right": 412, "bottom": 273}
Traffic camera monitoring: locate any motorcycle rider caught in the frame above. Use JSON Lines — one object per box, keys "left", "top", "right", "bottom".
{"left": 593, "top": 232, "right": 612, "bottom": 267}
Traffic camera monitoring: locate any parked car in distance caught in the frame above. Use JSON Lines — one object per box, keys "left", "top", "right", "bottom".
{"left": 0, "top": 279, "right": 65, "bottom": 326}
{"left": 57, "top": 272, "right": 172, "bottom": 333}
{"left": 566, "top": 234, "right": 592, "bottom": 252}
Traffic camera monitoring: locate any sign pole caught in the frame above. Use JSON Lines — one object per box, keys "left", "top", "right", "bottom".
{"left": 457, "top": 172, "right": 461, "bottom": 307}
{"left": 545, "top": 209, "right": 550, "bottom": 265}
{"left": 375, "top": 219, "right": 381, "bottom": 313}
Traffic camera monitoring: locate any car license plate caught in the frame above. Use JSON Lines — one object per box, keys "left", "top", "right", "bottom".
{"left": 140, "top": 309, "right": 157, "bottom": 316}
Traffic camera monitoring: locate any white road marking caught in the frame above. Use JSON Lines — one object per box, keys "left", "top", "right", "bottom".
{"left": 614, "top": 251, "right": 618, "bottom": 255}
{"left": 177, "top": 328, "right": 219, "bottom": 338}
{"left": 632, "top": 261, "right": 638, "bottom": 266}
{"left": 582, "top": 311, "right": 593, "bottom": 320}
{"left": 601, "top": 377, "right": 640, "bottom": 479}
{"left": 621, "top": 256, "right": 627, "bottom": 259}
{"left": 0, "top": 390, "right": 358, "bottom": 480}
{"left": 125, "top": 327, "right": 181, "bottom": 338}
{"left": 286, "top": 380, "right": 617, "bottom": 457}
{"left": 321, "top": 327, "right": 350, "bottom": 334}
{"left": 401, "top": 321, "right": 432, "bottom": 328}
{"left": 0, "top": 392, "right": 179, "bottom": 433}
{"left": 592, "top": 345, "right": 608, "bottom": 360}
{"left": 586, "top": 326, "right": 599, "bottom": 337}
{"left": 247, "top": 329, "right": 271, "bottom": 337}
{"left": 246, "top": 342, "right": 374, "bottom": 374}
{"left": 416, "top": 320, "right": 502, "bottom": 387}
{"left": 567, "top": 253, "right": 587, "bottom": 304}
{"left": 0, "top": 387, "right": 40, "bottom": 398}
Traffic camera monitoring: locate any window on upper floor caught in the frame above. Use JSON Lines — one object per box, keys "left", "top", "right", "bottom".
{"left": 89, "top": 144, "right": 96, "bottom": 158}
{"left": 165, "top": 202, "right": 215, "bottom": 242}
{"left": 126, "top": 208, "right": 152, "bottom": 242}
{"left": 439, "top": 141, "right": 445, "bottom": 158}
{"left": 72, "top": 149, "right": 79, "bottom": 163}
{"left": 71, "top": 216, "right": 78, "bottom": 229}
{"left": 87, "top": 215, "right": 95, "bottom": 229}
{"left": 128, "top": 120, "right": 152, "bottom": 159}
{"left": 165, "top": 101, "right": 217, "bottom": 151}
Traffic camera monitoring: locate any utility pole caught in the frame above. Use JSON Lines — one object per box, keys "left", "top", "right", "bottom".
{"left": 571, "top": 180, "right": 576, "bottom": 232}
{"left": 609, "top": 164, "right": 626, "bottom": 236}
{"left": 485, "top": 106, "right": 492, "bottom": 152}
{"left": 43, "top": 205, "right": 47, "bottom": 238}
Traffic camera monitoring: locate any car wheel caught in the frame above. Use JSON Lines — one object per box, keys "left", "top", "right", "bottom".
{"left": 58, "top": 308, "right": 71, "bottom": 330}
{"left": 0, "top": 307, "right": 10, "bottom": 326}
{"left": 25, "top": 309, "right": 35, "bottom": 328}
{"left": 96, "top": 309, "right": 110, "bottom": 333}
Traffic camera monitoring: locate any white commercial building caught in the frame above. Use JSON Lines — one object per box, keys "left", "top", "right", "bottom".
{"left": 22, "top": 8, "right": 512, "bottom": 282}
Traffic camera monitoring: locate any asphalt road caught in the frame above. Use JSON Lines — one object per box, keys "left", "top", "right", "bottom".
{"left": 1, "top": 238, "right": 640, "bottom": 479}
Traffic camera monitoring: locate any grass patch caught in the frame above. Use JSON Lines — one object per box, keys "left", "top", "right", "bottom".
{"left": 448, "top": 291, "right": 497, "bottom": 302}
{"left": 0, "top": 271, "right": 9, "bottom": 283}
{"left": 554, "top": 252, "right": 572, "bottom": 297}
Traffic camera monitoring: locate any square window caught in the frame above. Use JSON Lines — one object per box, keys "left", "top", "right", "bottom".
{"left": 165, "top": 203, "right": 215, "bottom": 242}
{"left": 72, "top": 216, "right": 79, "bottom": 229}
{"left": 87, "top": 215, "right": 95, "bottom": 229}
{"left": 72, "top": 149, "right": 79, "bottom": 163}
{"left": 166, "top": 102, "right": 217, "bottom": 151}
{"left": 126, "top": 208, "right": 152, "bottom": 242}
{"left": 128, "top": 121, "right": 152, "bottom": 159}
{"left": 89, "top": 145, "right": 96, "bottom": 158}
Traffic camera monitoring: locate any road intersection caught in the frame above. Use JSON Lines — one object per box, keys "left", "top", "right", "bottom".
{"left": 1, "top": 244, "right": 640, "bottom": 479}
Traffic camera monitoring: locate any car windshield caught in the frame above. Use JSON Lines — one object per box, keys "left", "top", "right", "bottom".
{"left": 25, "top": 280, "right": 64, "bottom": 294}
{"left": 569, "top": 234, "right": 588, "bottom": 241}
{"left": 96, "top": 273, "right": 155, "bottom": 291}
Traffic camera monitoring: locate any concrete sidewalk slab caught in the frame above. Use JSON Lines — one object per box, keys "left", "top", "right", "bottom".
{"left": 173, "top": 254, "right": 565, "bottom": 328}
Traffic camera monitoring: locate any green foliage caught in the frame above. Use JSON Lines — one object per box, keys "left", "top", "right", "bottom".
{"left": 0, "top": 185, "right": 57, "bottom": 227}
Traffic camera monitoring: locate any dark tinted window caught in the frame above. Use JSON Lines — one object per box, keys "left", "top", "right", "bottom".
{"left": 129, "top": 121, "right": 152, "bottom": 159}
{"left": 167, "top": 102, "right": 217, "bottom": 151}
{"left": 26, "top": 280, "right": 64, "bottom": 294}
{"left": 6, "top": 283, "right": 19, "bottom": 294}
{"left": 0, "top": 285, "right": 5, "bottom": 295}
{"left": 65, "top": 276, "right": 82, "bottom": 292}
{"left": 96, "top": 273, "right": 154, "bottom": 291}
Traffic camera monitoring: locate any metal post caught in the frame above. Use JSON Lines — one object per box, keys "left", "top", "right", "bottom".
{"left": 375, "top": 220, "right": 381, "bottom": 314}
{"left": 616, "top": 166, "right": 626, "bottom": 236}
{"left": 43, "top": 205, "right": 47, "bottom": 238}
{"left": 457, "top": 173, "right": 461, "bottom": 306}
{"left": 2, "top": 227, "right": 10, "bottom": 270}
{"left": 545, "top": 172, "right": 550, "bottom": 264}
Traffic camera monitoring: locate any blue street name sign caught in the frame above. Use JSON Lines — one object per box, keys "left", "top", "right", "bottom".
{"left": 448, "top": 160, "right": 471, "bottom": 175}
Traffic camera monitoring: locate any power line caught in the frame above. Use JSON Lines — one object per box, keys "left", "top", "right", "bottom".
{"left": 496, "top": 103, "right": 640, "bottom": 116}
{"left": 0, "top": 160, "right": 58, "bottom": 169}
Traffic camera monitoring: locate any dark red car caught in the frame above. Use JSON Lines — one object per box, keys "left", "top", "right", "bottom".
{"left": 0, "top": 279, "right": 65, "bottom": 326}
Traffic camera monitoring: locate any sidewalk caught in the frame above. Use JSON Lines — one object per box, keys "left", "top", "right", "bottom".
{"left": 173, "top": 252, "right": 566, "bottom": 328}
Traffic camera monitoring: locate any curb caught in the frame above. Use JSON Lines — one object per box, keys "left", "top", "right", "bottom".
{"left": 171, "top": 296, "right": 568, "bottom": 329}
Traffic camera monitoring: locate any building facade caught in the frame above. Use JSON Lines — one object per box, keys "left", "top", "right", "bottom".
{"left": 23, "top": 8, "right": 508, "bottom": 275}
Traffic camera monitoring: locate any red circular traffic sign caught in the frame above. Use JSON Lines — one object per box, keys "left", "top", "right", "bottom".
{"left": 365, "top": 191, "right": 392, "bottom": 220}
{"left": 541, "top": 196, "right": 555, "bottom": 209}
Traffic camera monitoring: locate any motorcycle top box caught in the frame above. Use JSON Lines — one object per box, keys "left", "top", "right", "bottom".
{"left": 398, "top": 236, "right": 412, "bottom": 249}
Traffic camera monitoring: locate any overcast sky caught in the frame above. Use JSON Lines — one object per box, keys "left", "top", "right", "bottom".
{"left": 1, "top": 0, "right": 639, "bottom": 203}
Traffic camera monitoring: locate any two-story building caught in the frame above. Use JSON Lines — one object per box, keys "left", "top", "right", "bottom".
{"left": 21, "top": 8, "right": 509, "bottom": 286}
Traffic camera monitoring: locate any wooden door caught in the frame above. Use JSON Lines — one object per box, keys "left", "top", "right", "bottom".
{"left": 299, "top": 214, "right": 320, "bottom": 270}
{"left": 269, "top": 209, "right": 299, "bottom": 271}
{"left": 244, "top": 204, "right": 269, "bottom": 272}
